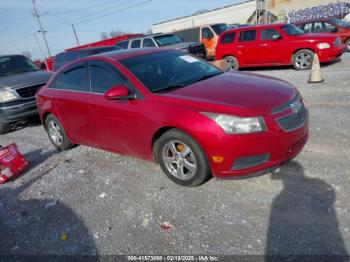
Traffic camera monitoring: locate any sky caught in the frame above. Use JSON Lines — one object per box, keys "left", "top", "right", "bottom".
{"left": 0, "top": 0, "right": 241, "bottom": 60}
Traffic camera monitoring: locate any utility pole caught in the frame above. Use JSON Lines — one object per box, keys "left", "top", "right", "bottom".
{"left": 71, "top": 24, "right": 80, "bottom": 46}
{"left": 31, "top": 0, "right": 52, "bottom": 57}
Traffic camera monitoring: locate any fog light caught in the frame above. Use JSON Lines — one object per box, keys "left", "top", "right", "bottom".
{"left": 212, "top": 156, "right": 224, "bottom": 163}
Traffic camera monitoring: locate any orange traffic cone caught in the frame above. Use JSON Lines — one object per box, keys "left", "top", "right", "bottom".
{"left": 308, "top": 53, "right": 324, "bottom": 83}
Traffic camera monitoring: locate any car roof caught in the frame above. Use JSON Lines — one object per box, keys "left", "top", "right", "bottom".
{"left": 225, "top": 23, "right": 287, "bottom": 32}
{"left": 0, "top": 54, "right": 27, "bottom": 58}
{"left": 55, "top": 46, "right": 119, "bottom": 56}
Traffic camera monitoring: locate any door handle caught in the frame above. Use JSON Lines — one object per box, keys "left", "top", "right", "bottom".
{"left": 236, "top": 46, "right": 243, "bottom": 48}
{"left": 260, "top": 44, "right": 268, "bottom": 47}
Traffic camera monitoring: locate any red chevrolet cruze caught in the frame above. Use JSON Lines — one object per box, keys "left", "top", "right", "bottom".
{"left": 216, "top": 23, "right": 345, "bottom": 71}
{"left": 36, "top": 49, "right": 309, "bottom": 186}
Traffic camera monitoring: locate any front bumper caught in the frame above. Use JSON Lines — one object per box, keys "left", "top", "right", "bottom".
{"left": 201, "top": 113, "right": 309, "bottom": 178}
{"left": 0, "top": 99, "right": 38, "bottom": 124}
{"left": 318, "top": 45, "right": 345, "bottom": 63}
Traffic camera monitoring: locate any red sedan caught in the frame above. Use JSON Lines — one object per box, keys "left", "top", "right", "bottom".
{"left": 36, "top": 49, "right": 308, "bottom": 186}
{"left": 216, "top": 23, "right": 345, "bottom": 70}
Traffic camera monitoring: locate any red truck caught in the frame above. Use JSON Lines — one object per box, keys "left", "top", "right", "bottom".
{"left": 216, "top": 23, "right": 345, "bottom": 70}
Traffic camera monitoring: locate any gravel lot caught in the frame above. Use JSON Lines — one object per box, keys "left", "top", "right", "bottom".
{"left": 1, "top": 53, "right": 350, "bottom": 258}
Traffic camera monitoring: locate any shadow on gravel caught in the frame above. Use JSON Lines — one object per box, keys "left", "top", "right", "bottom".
{"left": 0, "top": 168, "right": 98, "bottom": 257}
{"left": 265, "top": 161, "right": 348, "bottom": 261}
{"left": 23, "top": 148, "right": 57, "bottom": 171}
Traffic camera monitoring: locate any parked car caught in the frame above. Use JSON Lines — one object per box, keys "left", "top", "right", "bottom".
{"left": 0, "top": 55, "right": 52, "bottom": 133}
{"left": 115, "top": 33, "right": 206, "bottom": 59}
{"left": 37, "top": 48, "right": 308, "bottom": 186}
{"left": 216, "top": 23, "right": 345, "bottom": 70}
{"left": 52, "top": 46, "right": 121, "bottom": 71}
{"left": 295, "top": 18, "right": 350, "bottom": 51}
{"left": 172, "top": 23, "right": 229, "bottom": 60}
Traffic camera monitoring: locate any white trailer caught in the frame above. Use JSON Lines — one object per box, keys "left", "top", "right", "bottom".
{"left": 152, "top": 0, "right": 256, "bottom": 34}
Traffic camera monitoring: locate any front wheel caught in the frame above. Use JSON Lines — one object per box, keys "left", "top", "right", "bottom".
{"left": 155, "top": 129, "right": 211, "bottom": 187}
{"left": 292, "top": 49, "right": 314, "bottom": 70}
{"left": 0, "top": 120, "right": 11, "bottom": 134}
{"left": 45, "top": 114, "right": 74, "bottom": 151}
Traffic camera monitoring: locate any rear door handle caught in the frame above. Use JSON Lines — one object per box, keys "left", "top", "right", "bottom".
{"left": 237, "top": 46, "right": 243, "bottom": 48}
{"left": 260, "top": 44, "right": 268, "bottom": 47}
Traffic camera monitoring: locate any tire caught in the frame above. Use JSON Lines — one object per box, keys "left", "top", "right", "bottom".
{"left": 224, "top": 55, "right": 239, "bottom": 71}
{"left": 155, "top": 129, "right": 211, "bottom": 187}
{"left": 0, "top": 120, "right": 11, "bottom": 134}
{"left": 292, "top": 49, "right": 314, "bottom": 70}
{"left": 346, "top": 38, "right": 350, "bottom": 52}
{"left": 45, "top": 114, "right": 74, "bottom": 151}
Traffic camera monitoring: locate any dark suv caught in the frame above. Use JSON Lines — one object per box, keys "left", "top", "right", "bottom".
{"left": 0, "top": 55, "right": 52, "bottom": 133}
{"left": 53, "top": 46, "right": 121, "bottom": 71}
{"left": 116, "top": 33, "right": 207, "bottom": 59}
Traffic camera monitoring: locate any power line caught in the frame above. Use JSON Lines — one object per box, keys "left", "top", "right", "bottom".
{"left": 45, "top": 0, "right": 140, "bottom": 31}
{"left": 49, "top": 0, "right": 152, "bottom": 32}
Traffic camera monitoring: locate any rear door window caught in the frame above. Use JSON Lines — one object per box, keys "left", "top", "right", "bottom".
{"left": 313, "top": 22, "right": 337, "bottom": 33}
{"left": 221, "top": 32, "right": 236, "bottom": 44}
{"left": 239, "top": 30, "right": 256, "bottom": 42}
{"left": 52, "top": 62, "right": 88, "bottom": 92}
{"left": 130, "top": 39, "right": 141, "bottom": 48}
{"left": 90, "top": 61, "right": 126, "bottom": 94}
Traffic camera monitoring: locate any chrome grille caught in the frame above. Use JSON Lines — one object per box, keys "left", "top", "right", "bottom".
{"left": 271, "top": 93, "right": 300, "bottom": 114}
{"left": 276, "top": 103, "right": 308, "bottom": 131}
{"left": 16, "top": 83, "right": 45, "bottom": 98}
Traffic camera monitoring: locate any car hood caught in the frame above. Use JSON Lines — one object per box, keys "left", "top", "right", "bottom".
{"left": 161, "top": 72, "right": 296, "bottom": 115}
{"left": 165, "top": 42, "right": 201, "bottom": 49}
{"left": 0, "top": 70, "right": 52, "bottom": 89}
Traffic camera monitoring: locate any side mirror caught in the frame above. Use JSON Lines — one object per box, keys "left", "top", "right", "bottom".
{"left": 272, "top": 35, "right": 282, "bottom": 41}
{"left": 105, "top": 84, "right": 135, "bottom": 100}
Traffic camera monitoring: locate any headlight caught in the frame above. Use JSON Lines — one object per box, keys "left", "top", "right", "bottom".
{"left": 0, "top": 90, "right": 17, "bottom": 102}
{"left": 202, "top": 112, "right": 266, "bottom": 134}
{"left": 317, "top": 43, "right": 330, "bottom": 49}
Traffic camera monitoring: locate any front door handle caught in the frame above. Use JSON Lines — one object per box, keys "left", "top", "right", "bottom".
{"left": 260, "top": 44, "right": 268, "bottom": 47}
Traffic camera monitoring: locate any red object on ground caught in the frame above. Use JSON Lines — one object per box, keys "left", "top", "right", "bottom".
{"left": 65, "top": 34, "right": 143, "bottom": 51}
{"left": 0, "top": 144, "right": 29, "bottom": 185}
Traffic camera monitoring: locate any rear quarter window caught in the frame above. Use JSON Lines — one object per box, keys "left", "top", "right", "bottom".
{"left": 221, "top": 32, "right": 236, "bottom": 44}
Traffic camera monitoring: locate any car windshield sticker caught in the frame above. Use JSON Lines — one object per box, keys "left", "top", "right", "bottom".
{"left": 179, "top": 55, "right": 199, "bottom": 63}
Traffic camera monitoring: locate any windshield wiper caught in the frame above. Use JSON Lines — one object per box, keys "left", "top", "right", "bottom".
{"left": 153, "top": 83, "right": 186, "bottom": 93}
{"left": 190, "top": 71, "right": 223, "bottom": 84}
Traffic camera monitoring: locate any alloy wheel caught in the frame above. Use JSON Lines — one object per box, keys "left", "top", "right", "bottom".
{"left": 48, "top": 120, "right": 63, "bottom": 146}
{"left": 225, "top": 57, "right": 238, "bottom": 71}
{"left": 161, "top": 140, "right": 197, "bottom": 180}
{"left": 295, "top": 52, "right": 312, "bottom": 70}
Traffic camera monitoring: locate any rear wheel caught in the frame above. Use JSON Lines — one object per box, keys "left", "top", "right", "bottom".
{"left": 155, "top": 129, "right": 211, "bottom": 187}
{"left": 292, "top": 49, "right": 314, "bottom": 70}
{"left": 0, "top": 120, "right": 11, "bottom": 134}
{"left": 45, "top": 114, "right": 74, "bottom": 151}
{"left": 224, "top": 56, "right": 239, "bottom": 71}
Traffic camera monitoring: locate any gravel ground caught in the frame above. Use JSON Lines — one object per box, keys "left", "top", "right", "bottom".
{"left": 0, "top": 53, "right": 350, "bottom": 258}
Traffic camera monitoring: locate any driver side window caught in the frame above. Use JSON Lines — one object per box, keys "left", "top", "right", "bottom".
{"left": 90, "top": 61, "right": 126, "bottom": 94}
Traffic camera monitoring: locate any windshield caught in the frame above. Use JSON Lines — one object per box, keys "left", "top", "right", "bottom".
{"left": 0, "top": 55, "right": 40, "bottom": 76}
{"left": 211, "top": 23, "right": 229, "bottom": 35}
{"left": 281, "top": 24, "right": 305, "bottom": 36}
{"left": 330, "top": 18, "right": 350, "bottom": 28}
{"left": 154, "top": 35, "right": 183, "bottom": 47}
{"left": 120, "top": 50, "right": 222, "bottom": 93}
